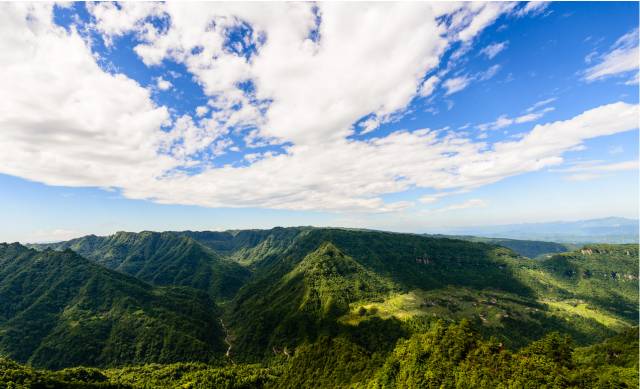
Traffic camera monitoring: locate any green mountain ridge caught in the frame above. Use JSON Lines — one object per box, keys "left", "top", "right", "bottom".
{"left": 0, "top": 243, "right": 225, "bottom": 369}
{"left": 6, "top": 227, "right": 638, "bottom": 387}
{"left": 31, "top": 231, "right": 251, "bottom": 300}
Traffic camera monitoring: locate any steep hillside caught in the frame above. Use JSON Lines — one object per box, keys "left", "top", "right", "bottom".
{"left": 513, "top": 244, "right": 639, "bottom": 324}
{"left": 227, "top": 228, "right": 535, "bottom": 358}
{"left": 228, "top": 242, "right": 397, "bottom": 357}
{"left": 33, "top": 231, "right": 250, "bottom": 300}
{"left": 23, "top": 228, "right": 638, "bottom": 366}
{"left": 181, "top": 227, "right": 310, "bottom": 266}
{"left": 227, "top": 229, "right": 638, "bottom": 359}
{"left": 0, "top": 243, "right": 225, "bottom": 369}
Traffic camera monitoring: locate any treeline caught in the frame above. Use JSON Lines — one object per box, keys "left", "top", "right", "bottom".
{"left": 2, "top": 321, "right": 637, "bottom": 388}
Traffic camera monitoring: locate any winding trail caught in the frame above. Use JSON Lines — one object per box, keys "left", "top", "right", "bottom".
{"left": 219, "top": 318, "right": 235, "bottom": 364}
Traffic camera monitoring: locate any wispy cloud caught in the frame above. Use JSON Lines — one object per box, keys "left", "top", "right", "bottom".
{"left": 513, "top": 2, "right": 550, "bottom": 17}
{"left": 551, "top": 160, "right": 638, "bottom": 181}
{"left": 477, "top": 104, "right": 554, "bottom": 131}
{"left": 478, "top": 64, "right": 502, "bottom": 81}
{"left": 584, "top": 28, "right": 639, "bottom": 82}
{"left": 443, "top": 75, "right": 472, "bottom": 96}
{"left": 480, "top": 41, "right": 508, "bottom": 59}
{"left": 437, "top": 199, "right": 487, "bottom": 212}
{"left": 443, "top": 65, "right": 501, "bottom": 95}
{"left": 526, "top": 97, "right": 556, "bottom": 112}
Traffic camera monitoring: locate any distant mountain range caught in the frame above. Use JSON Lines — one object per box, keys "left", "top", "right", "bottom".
{"left": 428, "top": 217, "right": 638, "bottom": 243}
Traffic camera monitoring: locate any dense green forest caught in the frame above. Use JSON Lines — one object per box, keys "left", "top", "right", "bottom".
{"left": 6, "top": 227, "right": 639, "bottom": 387}
{"left": 1, "top": 323, "right": 637, "bottom": 388}
{"left": 0, "top": 243, "right": 226, "bottom": 369}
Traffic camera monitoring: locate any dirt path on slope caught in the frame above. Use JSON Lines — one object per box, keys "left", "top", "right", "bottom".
{"left": 219, "top": 318, "right": 235, "bottom": 364}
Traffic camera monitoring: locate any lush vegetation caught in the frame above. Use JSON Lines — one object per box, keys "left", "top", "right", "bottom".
{"left": 32, "top": 231, "right": 250, "bottom": 300}
{"left": 1, "top": 322, "right": 636, "bottom": 388}
{"left": 5, "top": 227, "right": 638, "bottom": 387}
{"left": 0, "top": 243, "right": 225, "bottom": 369}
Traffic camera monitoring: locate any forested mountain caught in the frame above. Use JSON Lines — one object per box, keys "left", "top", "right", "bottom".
{"left": 0, "top": 243, "right": 225, "bottom": 369}
{"left": 32, "top": 231, "right": 250, "bottom": 300}
{"left": 6, "top": 227, "right": 639, "bottom": 387}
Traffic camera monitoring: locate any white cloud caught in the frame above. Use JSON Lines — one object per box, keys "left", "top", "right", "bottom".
{"left": 552, "top": 160, "right": 637, "bottom": 182}
{"left": 514, "top": 2, "right": 550, "bottom": 18}
{"left": 360, "top": 117, "right": 381, "bottom": 135}
{"left": 624, "top": 72, "right": 639, "bottom": 85}
{"left": 0, "top": 3, "right": 176, "bottom": 190}
{"left": 526, "top": 97, "right": 556, "bottom": 112}
{"left": 480, "top": 41, "right": 508, "bottom": 59}
{"left": 88, "top": 2, "right": 165, "bottom": 45}
{"left": 550, "top": 160, "right": 640, "bottom": 173}
{"left": 443, "top": 75, "right": 472, "bottom": 95}
{"left": 195, "top": 105, "right": 209, "bottom": 117}
{"left": 156, "top": 76, "right": 172, "bottom": 91}
{"left": 452, "top": 2, "right": 517, "bottom": 42}
{"left": 477, "top": 64, "right": 501, "bottom": 81}
{"left": 419, "top": 190, "right": 466, "bottom": 205}
{"left": 477, "top": 104, "right": 554, "bottom": 131}
{"left": 584, "top": 28, "right": 639, "bottom": 82}
{"left": 437, "top": 199, "right": 487, "bottom": 212}
{"left": 0, "top": 3, "right": 638, "bottom": 213}
{"left": 443, "top": 65, "right": 500, "bottom": 96}
{"left": 418, "top": 76, "right": 440, "bottom": 97}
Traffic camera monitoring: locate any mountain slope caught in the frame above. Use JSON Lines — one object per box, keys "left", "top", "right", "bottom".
{"left": 228, "top": 242, "right": 396, "bottom": 356}
{"left": 22, "top": 227, "right": 638, "bottom": 365}
{"left": 227, "top": 229, "right": 638, "bottom": 359}
{"left": 33, "top": 231, "right": 250, "bottom": 300}
{"left": 227, "top": 228, "right": 537, "bottom": 358}
{"left": 514, "top": 244, "right": 639, "bottom": 323}
{"left": 181, "top": 227, "right": 310, "bottom": 267}
{"left": 0, "top": 243, "right": 225, "bottom": 369}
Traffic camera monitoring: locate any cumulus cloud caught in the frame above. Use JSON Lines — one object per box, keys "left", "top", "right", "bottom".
{"left": 480, "top": 41, "right": 508, "bottom": 59}
{"left": 584, "top": 28, "right": 639, "bottom": 82}
{"left": 0, "top": 3, "right": 638, "bottom": 213}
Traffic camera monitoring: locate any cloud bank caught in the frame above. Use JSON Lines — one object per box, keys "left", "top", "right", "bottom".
{"left": 0, "top": 3, "right": 637, "bottom": 213}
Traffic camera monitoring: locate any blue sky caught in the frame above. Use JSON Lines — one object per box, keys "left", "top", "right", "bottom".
{"left": 0, "top": 2, "right": 638, "bottom": 242}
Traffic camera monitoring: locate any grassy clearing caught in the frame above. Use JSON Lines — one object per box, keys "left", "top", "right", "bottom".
{"left": 544, "top": 299, "right": 627, "bottom": 328}
{"left": 339, "top": 287, "right": 540, "bottom": 328}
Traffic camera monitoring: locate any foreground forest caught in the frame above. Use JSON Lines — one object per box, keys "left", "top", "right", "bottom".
{"left": 1, "top": 227, "right": 637, "bottom": 388}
